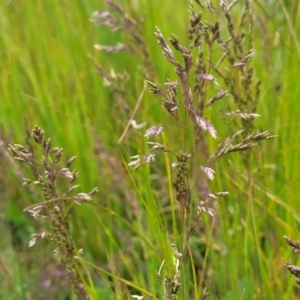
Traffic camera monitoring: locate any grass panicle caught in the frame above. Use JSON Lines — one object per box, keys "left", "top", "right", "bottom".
{"left": 121, "top": 0, "right": 277, "bottom": 298}
{"left": 8, "top": 126, "right": 98, "bottom": 300}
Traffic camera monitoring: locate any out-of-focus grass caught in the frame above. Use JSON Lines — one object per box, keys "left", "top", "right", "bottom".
{"left": 1, "top": 0, "right": 300, "bottom": 299}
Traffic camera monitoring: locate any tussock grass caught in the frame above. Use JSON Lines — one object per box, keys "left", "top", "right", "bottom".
{"left": 1, "top": 0, "right": 300, "bottom": 299}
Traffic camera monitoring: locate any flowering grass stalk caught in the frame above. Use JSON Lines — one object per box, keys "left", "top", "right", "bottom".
{"left": 8, "top": 126, "right": 98, "bottom": 299}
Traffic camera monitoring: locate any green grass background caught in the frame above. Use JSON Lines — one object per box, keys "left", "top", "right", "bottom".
{"left": 1, "top": 0, "right": 300, "bottom": 299}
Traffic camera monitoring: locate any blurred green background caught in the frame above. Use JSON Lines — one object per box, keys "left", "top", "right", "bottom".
{"left": 1, "top": 0, "right": 300, "bottom": 299}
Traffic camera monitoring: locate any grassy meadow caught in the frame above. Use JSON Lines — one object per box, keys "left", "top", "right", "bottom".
{"left": 1, "top": 0, "right": 300, "bottom": 299}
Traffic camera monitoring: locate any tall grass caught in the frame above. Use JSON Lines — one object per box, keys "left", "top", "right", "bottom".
{"left": 1, "top": 0, "right": 300, "bottom": 299}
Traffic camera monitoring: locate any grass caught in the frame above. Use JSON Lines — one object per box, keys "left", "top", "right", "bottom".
{"left": 1, "top": 0, "right": 300, "bottom": 299}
